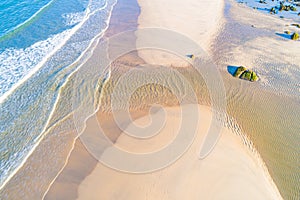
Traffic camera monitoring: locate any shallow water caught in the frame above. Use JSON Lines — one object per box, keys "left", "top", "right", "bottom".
{"left": 1, "top": 0, "right": 299, "bottom": 199}
{"left": 0, "top": 0, "right": 117, "bottom": 196}
{"left": 212, "top": 1, "right": 300, "bottom": 198}
{"left": 100, "top": 54, "right": 300, "bottom": 199}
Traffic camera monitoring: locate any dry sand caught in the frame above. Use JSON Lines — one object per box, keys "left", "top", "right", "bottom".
{"left": 76, "top": 105, "right": 282, "bottom": 200}
{"left": 74, "top": 0, "right": 282, "bottom": 198}
{"left": 45, "top": 0, "right": 285, "bottom": 199}
{"left": 136, "top": 0, "right": 224, "bottom": 66}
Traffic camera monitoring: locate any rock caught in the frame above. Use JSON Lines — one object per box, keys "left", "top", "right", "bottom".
{"left": 240, "top": 70, "right": 251, "bottom": 81}
{"left": 270, "top": 7, "right": 276, "bottom": 14}
{"left": 291, "top": 6, "right": 297, "bottom": 11}
{"left": 291, "top": 32, "right": 299, "bottom": 40}
{"left": 279, "top": 3, "right": 285, "bottom": 11}
{"left": 291, "top": 23, "right": 300, "bottom": 28}
{"left": 232, "top": 66, "right": 259, "bottom": 82}
{"left": 233, "top": 66, "right": 247, "bottom": 77}
{"left": 259, "top": 0, "right": 267, "bottom": 4}
{"left": 250, "top": 71, "right": 259, "bottom": 82}
{"left": 285, "top": 6, "right": 290, "bottom": 11}
{"left": 186, "top": 54, "right": 195, "bottom": 59}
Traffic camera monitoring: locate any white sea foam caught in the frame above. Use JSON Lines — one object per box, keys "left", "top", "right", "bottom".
{"left": 62, "top": 11, "right": 86, "bottom": 26}
{"left": 0, "top": 0, "right": 112, "bottom": 104}
{"left": 0, "top": 29, "right": 72, "bottom": 97}
{"left": 0, "top": 0, "right": 116, "bottom": 193}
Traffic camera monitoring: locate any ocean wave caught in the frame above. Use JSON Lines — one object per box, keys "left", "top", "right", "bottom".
{"left": 0, "top": 29, "right": 72, "bottom": 97}
{"left": 0, "top": 0, "right": 112, "bottom": 103}
{"left": 62, "top": 11, "right": 86, "bottom": 26}
{"left": 0, "top": 0, "right": 54, "bottom": 38}
{"left": 0, "top": 0, "right": 117, "bottom": 193}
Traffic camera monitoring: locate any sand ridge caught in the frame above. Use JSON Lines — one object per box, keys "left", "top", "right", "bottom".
{"left": 77, "top": 105, "right": 282, "bottom": 200}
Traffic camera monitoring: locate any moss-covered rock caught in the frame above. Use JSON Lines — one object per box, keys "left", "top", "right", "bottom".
{"left": 291, "top": 6, "right": 297, "bottom": 11}
{"left": 291, "top": 23, "right": 300, "bottom": 28}
{"left": 259, "top": 0, "right": 267, "bottom": 4}
{"left": 279, "top": 3, "right": 285, "bottom": 11}
{"left": 231, "top": 66, "right": 259, "bottom": 82}
{"left": 285, "top": 6, "right": 290, "bottom": 11}
{"left": 240, "top": 70, "right": 258, "bottom": 81}
{"left": 270, "top": 7, "right": 276, "bottom": 14}
{"left": 240, "top": 70, "right": 251, "bottom": 81}
{"left": 250, "top": 71, "right": 259, "bottom": 82}
{"left": 233, "top": 66, "right": 247, "bottom": 77}
{"left": 291, "top": 32, "right": 299, "bottom": 40}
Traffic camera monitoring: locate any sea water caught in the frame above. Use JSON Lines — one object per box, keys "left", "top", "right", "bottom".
{"left": 0, "top": 0, "right": 117, "bottom": 194}
{"left": 213, "top": 1, "right": 300, "bottom": 199}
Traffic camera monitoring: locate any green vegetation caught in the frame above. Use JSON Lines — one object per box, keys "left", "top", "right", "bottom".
{"left": 240, "top": 70, "right": 258, "bottom": 82}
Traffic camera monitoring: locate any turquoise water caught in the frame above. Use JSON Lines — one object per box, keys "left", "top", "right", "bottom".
{"left": 0, "top": 0, "right": 52, "bottom": 38}
{"left": 0, "top": 0, "right": 117, "bottom": 192}
{"left": 0, "top": 0, "right": 89, "bottom": 95}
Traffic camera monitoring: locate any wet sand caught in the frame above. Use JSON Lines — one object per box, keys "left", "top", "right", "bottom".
{"left": 44, "top": 0, "right": 284, "bottom": 199}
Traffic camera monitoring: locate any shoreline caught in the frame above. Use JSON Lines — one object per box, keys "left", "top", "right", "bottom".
{"left": 0, "top": 0, "right": 119, "bottom": 199}
{"left": 212, "top": 1, "right": 300, "bottom": 198}
{"left": 45, "top": 0, "right": 283, "bottom": 199}
{"left": 43, "top": 0, "right": 142, "bottom": 198}
{"left": 1, "top": 0, "right": 299, "bottom": 198}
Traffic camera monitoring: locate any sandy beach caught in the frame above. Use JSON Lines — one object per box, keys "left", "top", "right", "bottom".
{"left": 75, "top": 105, "right": 281, "bottom": 200}
{"left": 136, "top": 0, "right": 224, "bottom": 67}
{"left": 1, "top": 0, "right": 300, "bottom": 199}
{"left": 43, "top": 0, "right": 285, "bottom": 199}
